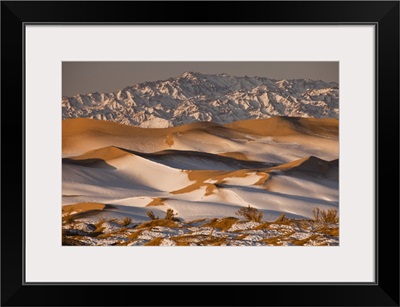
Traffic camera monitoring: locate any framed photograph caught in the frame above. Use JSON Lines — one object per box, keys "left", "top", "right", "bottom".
{"left": 1, "top": 1, "right": 399, "bottom": 306}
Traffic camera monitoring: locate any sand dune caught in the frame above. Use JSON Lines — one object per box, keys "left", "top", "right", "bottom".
{"left": 225, "top": 117, "right": 338, "bottom": 138}
{"left": 65, "top": 146, "right": 131, "bottom": 162}
{"left": 65, "top": 146, "right": 273, "bottom": 171}
{"left": 62, "top": 117, "right": 338, "bottom": 224}
{"left": 62, "top": 141, "right": 338, "bottom": 222}
{"left": 137, "top": 149, "right": 273, "bottom": 170}
{"left": 62, "top": 118, "right": 221, "bottom": 157}
{"left": 266, "top": 156, "right": 338, "bottom": 177}
{"left": 63, "top": 150, "right": 192, "bottom": 193}
{"left": 62, "top": 117, "right": 338, "bottom": 162}
{"left": 62, "top": 202, "right": 106, "bottom": 214}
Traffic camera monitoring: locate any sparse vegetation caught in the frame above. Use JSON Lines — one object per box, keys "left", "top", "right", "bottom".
{"left": 253, "top": 222, "right": 271, "bottom": 230}
{"left": 62, "top": 210, "right": 339, "bottom": 246}
{"left": 185, "top": 218, "right": 207, "bottom": 225}
{"left": 128, "top": 230, "right": 143, "bottom": 240}
{"left": 164, "top": 209, "right": 178, "bottom": 221}
{"left": 136, "top": 219, "right": 179, "bottom": 229}
{"left": 235, "top": 205, "right": 263, "bottom": 222}
{"left": 93, "top": 226, "right": 105, "bottom": 233}
{"left": 204, "top": 217, "right": 238, "bottom": 231}
{"left": 146, "top": 210, "right": 159, "bottom": 220}
{"left": 62, "top": 210, "right": 75, "bottom": 224}
{"left": 198, "top": 237, "right": 227, "bottom": 246}
{"left": 119, "top": 217, "right": 132, "bottom": 226}
{"left": 291, "top": 235, "right": 321, "bottom": 246}
{"left": 235, "top": 234, "right": 248, "bottom": 240}
{"left": 316, "top": 226, "right": 339, "bottom": 237}
{"left": 108, "top": 218, "right": 120, "bottom": 223}
{"left": 95, "top": 218, "right": 106, "bottom": 228}
{"left": 313, "top": 207, "right": 339, "bottom": 224}
{"left": 274, "top": 213, "right": 286, "bottom": 223}
{"left": 144, "top": 237, "right": 164, "bottom": 246}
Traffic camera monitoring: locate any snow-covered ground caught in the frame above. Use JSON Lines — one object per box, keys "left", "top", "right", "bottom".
{"left": 62, "top": 216, "right": 339, "bottom": 246}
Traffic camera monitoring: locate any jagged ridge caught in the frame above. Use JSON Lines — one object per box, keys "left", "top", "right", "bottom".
{"left": 62, "top": 71, "right": 339, "bottom": 127}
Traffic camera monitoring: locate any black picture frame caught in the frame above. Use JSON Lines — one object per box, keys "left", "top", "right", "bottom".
{"left": 1, "top": 1, "right": 399, "bottom": 306}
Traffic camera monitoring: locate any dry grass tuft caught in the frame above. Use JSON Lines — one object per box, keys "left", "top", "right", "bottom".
{"left": 204, "top": 217, "right": 239, "bottom": 231}
{"left": 93, "top": 226, "right": 105, "bottom": 233}
{"left": 235, "top": 205, "right": 263, "bottom": 222}
{"left": 184, "top": 218, "right": 207, "bottom": 226}
{"left": 136, "top": 219, "right": 179, "bottom": 229}
{"left": 261, "top": 236, "right": 283, "bottom": 246}
{"left": 316, "top": 226, "right": 339, "bottom": 237}
{"left": 98, "top": 231, "right": 121, "bottom": 239}
{"left": 95, "top": 218, "right": 106, "bottom": 228}
{"left": 146, "top": 211, "right": 159, "bottom": 220}
{"left": 171, "top": 236, "right": 195, "bottom": 246}
{"left": 146, "top": 209, "right": 178, "bottom": 222}
{"left": 274, "top": 213, "right": 286, "bottom": 223}
{"left": 174, "top": 240, "right": 192, "bottom": 246}
{"left": 261, "top": 230, "right": 296, "bottom": 245}
{"left": 62, "top": 209, "right": 75, "bottom": 224}
{"left": 198, "top": 237, "right": 227, "bottom": 246}
{"left": 313, "top": 208, "right": 339, "bottom": 224}
{"left": 107, "top": 218, "right": 120, "bottom": 224}
{"left": 119, "top": 217, "right": 132, "bottom": 226}
{"left": 235, "top": 234, "right": 248, "bottom": 240}
{"left": 145, "top": 237, "right": 164, "bottom": 246}
{"left": 164, "top": 209, "right": 178, "bottom": 221}
{"left": 253, "top": 222, "right": 271, "bottom": 230}
{"left": 291, "top": 235, "right": 321, "bottom": 246}
{"left": 128, "top": 230, "right": 143, "bottom": 240}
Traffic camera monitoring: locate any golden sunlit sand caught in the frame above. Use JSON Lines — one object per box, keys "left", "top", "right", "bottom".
{"left": 62, "top": 117, "right": 339, "bottom": 246}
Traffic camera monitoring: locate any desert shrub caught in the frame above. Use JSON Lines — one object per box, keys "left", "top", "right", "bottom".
{"left": 164, "top": 209, "right": 179, "bottom": 221}
{"left": 274, "top": 213, "right": 286, "bottom": 223}
{"left": 198, "top": 237, "right": 227, "bottom": 246}
{"left": 313, "top": 207, "right": 339, "bottom": 224}
{"left": 291, "top": 234, "right": 321, "bottom": 246}
{"left": 128, "top": 230, "right": 143, "bottom": 240}
{"left": 93, "top": 226, "right": 105, "bottom": 233}
{"left": 120, "top": 217, "right": 132, "bottom": 226}
{"left": 62, "top": 212, "right": 74, "bottom": 224}
{"left": 146, "top": 210, "right": 159, "bottom": 220}
{"left": 184, "top": 218, "right": 207, "bottom": 226}
{"left": 136, "top": 219, "right": 178, "bottom": 229}
{"left": 62, "top": 207, "right": 76, "bottom": 224}
{"left": 235, "top": 234, "right": 248, "bottom": 240}
{"left": 204, "top": 217, "right": 239, "bottom": 231}
{"left": 316, "top": 226, "right": 339, "bottom": 237}
{"left": 95, "top": 218, "right": 106, "bottom": 228}
{"left": 144, "top": 237, "right": 164, "bottom": 246}
{"left": 235, "top": 205, "right": 263, "bottom": 222}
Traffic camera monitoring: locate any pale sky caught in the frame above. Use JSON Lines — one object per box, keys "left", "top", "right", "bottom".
{"left": 62, "top": 62, "right": 338, "bottom": 97}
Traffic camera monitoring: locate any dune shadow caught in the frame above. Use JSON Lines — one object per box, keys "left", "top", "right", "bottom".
{"left": 231, "top": 186, "right": 338, "bottom": 208}
{"left": 62, "top": 158, "right": 117, "bottom": 170}
{"left": 113, "top": 146, "right": 276, "bottom": 170}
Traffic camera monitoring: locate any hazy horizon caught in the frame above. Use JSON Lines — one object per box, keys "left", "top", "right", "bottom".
{"left": 62, "top": 62, "right": 339, "bottom": 97}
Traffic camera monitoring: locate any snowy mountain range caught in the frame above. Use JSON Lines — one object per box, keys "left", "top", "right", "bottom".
{"left": 62, "top": 71, "right": 339, "bottom": 128}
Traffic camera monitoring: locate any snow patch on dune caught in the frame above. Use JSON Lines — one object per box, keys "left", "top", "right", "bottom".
{"left": 223, "top": 172, "right": 263, "bottom": 186}
{"left": 93, "top": 153, "right": 193, "bottom": 192}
